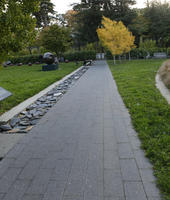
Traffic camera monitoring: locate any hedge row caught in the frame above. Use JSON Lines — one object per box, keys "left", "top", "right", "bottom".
{"left": 8, "top": 54, "right": 42, "bottom": 64}
{"left": 63, "top": 50, "right": 96, "bottom": 61}
{"left": 7, "top": 50, "right": 96, "bottom": 65}
{"left": 106, "top": 47, "right": 170, "bottom": 59}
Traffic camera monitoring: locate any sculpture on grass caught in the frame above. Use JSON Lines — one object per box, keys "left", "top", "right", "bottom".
{"left": 42, "top": 52, "right": 58, "bottom": 71}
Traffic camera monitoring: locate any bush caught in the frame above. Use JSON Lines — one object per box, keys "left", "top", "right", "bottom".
{"left": 105, "top": 51, "right": 113, "bottom": 59}
{"left": 105, "top": 51, "right": 121, "bottom": 60}
{"left": 8, "top": 54, "right": 42, "bottom": 64}
{"left": 139, "top": 39, "right": 158, "bottom": 56}
{"left": 64, "top": 50, "right": 96, "bottom": 61}
{"left": 130, "top": 48, "right": 148, "bottom": 58}
{"left": 167, "top": 47, "right": 170, "bottom": 56}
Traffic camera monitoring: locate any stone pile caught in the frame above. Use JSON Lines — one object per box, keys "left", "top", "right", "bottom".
{"left": 0, "top": 66, "right": 88, "bottom": 134}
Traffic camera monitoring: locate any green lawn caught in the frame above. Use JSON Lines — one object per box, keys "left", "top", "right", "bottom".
{"left": 108, "top": 59, "right": 170, "bottom": 200}
{"left": 0, "top": 62, "right": 81, "bottom": 115}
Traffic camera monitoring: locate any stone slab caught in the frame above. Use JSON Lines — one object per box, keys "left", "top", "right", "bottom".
{"left": 0, "top": 87, "right": 12, "bottom": 101}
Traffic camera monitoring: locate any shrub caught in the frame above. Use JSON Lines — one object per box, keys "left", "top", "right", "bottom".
{"left": 8, "top": 54, "right": 42, "bottom": 64}
{"left": 139, "top": 39, "right": 158, "bottom": 56}
{"left": 64, "top": 50, "right": 96, "bottom": 61}
{"left": 105, "top": 51, "right": 121, "bottom": 60}
{"left": 105, "top": 50, "right": 113, "bottom": 59}
{"left": 130, "top": 48, "right": 148, "bottom": 58}
{"left": 167, "top": 47, "right": 170, "bottom": 56}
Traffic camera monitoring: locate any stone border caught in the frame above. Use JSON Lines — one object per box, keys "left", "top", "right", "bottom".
{"left": 0, "top": 65, "right": 89, "bottom": 133}
{"left": 155, "top": 73, "right": 170, "bottom": 104}
{"left": 0, "top": 65, "right": 85, "bottom": 123}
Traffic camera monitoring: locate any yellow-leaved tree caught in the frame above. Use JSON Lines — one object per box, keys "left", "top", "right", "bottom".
{"left": 97, "top": 16, "right": 135, "bottom": 64}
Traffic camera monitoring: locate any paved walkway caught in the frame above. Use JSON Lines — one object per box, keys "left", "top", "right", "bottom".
{"left": 0, "top": 61, "right": 161, "bottom": 200}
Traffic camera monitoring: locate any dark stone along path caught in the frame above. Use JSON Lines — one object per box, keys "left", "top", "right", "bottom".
{"left": 0, "top": 61, "right": 161, "bottom": 200}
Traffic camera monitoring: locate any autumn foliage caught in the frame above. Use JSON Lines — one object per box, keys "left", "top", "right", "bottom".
{"left": 97, "top": 16, "right": 135, "bottom": 62}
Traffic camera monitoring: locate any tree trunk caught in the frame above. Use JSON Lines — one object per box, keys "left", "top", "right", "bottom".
{"left": 28, "top": 47, "right": 32, "bottom": 55}
{"left": 37, "top": 47, "right": 40, "bottom": 54}
{"left": 113, "top": 55, "right": 116, "bottom": 65}
{"left": 129, "top": 51, "right": 131, "bottom": 61}
{"left": 125, "top": 54, "right": 126, "bottom": 61}
{"left": 119, "top": 55, "right": 121, "bottom": 63}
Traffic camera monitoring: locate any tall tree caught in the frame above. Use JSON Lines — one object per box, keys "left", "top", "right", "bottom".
{"left": 143, "top": 0, "right": 170, "bottom": 47}
{"left": 97, "top": 16, "right": 135, "bottom": 64}
{"left": 73, "top": 0, "right": 102, "bottom": 45}
{"left": 73, "top": 0, "right": 137, "bottom": 47}
{"left": 34, "top": 0, "right": 55, "bottom": 28}
{"left": 0, "top": 0, "right": 40, "bottom": 63}
{"left": 39, "top": 24, "right": 72, "bottom": 56}
{"left": 128, "top": 9, "right": 150, "bottom": 46}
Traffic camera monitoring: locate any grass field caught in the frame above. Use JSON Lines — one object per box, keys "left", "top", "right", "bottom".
{"left": 108, "top": 59, "right": 170, "bottom": 200}
{"left": 0, "top": 62, "right": 81, "bottom": 115}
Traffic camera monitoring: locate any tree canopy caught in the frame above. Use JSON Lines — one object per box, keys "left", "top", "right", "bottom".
{"left": 34, "top": 0, "right": 55, "bottom": 28}
{"left": 0, "top": 0, "right": 40, "bottom": 62}
{"left": 39, "top": 24, "right": 72, "bottom": 56}
{"left": 97, "top": 16, "right": 135, "bottom": 63}
{"left": 143, "top": 1, "right": 170, "bottom": 47}
{"left": 72, "top": 0, "right": 137, "bottom": 46}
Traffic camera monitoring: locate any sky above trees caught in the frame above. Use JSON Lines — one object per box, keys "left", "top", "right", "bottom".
{"left": 51, "top": 0, "right": 149, "bottom": 13}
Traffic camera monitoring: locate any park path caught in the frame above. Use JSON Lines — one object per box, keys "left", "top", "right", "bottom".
{"left": 0, "top": 60, "right": 161, "bottom": 200}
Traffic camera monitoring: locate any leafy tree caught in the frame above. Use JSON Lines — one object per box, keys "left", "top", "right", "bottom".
{"left": 0, "top": 0, "right": 40, "bottom": 63}
{"left": 110, "top": 0, "right": 137, "bottom": 25}
{"left": 63, "top": 10, "right": 77, "bottom": 28}
{"left": 128, "top": 10, "right": 149, "bottom": 46}
{"left": 73, "top": 2, "right": 102, "bottom": 46}
{"left": 72, "top": 0, "right": 137, "bottom": 47}
{"left": 39, "top": 24, "right": 72, "bottom": 56}
{"left": 139, "top": 39, "right": 158, "bottom": 56}
{"left": 143, "top": 0, "right": 170, "bottom": 47}
{"left": 34, "top": 0, "right": 55, "bottom": 28}
{"left": 97, "top": 16, "right": 135, "bottom": 64}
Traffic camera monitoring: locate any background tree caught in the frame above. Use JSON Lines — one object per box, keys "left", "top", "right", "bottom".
{"left": 34, "top": 0, "right": 55, "bottom": 28}
{"left": 143, "top": 0, "right": 170, "bottom": 47}
{"left": 128, "top": 9, "right": 149, "bottom": 45}
{"left": 39, "top": 24, "right": 72, "bottom": 56}
{"left": 0, "top": 0, "right": 40, "bottom": 63}
{"left": 97, "top": 16, "right": 135, "bottom": 64}
{"left": 72, "top": 0, "right": 137, "bottom": 48}
{"left": 73, "top": 1, "right": 102, "bottom": 46}
{"left": 139, "top": 39, "right": 158, "bottom": 56}
{"left": 110, "top": 0, "right": 137, "bottom": 25}
{"left": 62, "top": 10, "right": 77, "bottom": 27}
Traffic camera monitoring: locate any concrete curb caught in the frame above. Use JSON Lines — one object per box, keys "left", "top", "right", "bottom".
{"left": 155, "top": 73, "right": 170, "bottom": 104}
{"left": 0, "top": 65, "right": 85, "bottom": 123}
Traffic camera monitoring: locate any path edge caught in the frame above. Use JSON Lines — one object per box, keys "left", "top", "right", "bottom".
{"left": 155, "top": 73, "right": 170, "bottom": 104}
{"left": 0, "top": 65, "right": 85, "bottom": 123}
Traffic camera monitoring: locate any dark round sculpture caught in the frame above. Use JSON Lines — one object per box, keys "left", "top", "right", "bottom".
{"left": 43, "top": 52, "right": 55, "bottom": 65}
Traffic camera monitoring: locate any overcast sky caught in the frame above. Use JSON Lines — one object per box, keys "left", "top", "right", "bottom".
{"left": 51, "top": 0, "right": 148, "bottom": 14}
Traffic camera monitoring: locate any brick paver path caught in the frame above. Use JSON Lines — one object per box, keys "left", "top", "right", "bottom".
{"left": 0, "top": 61, "right": 161, "bottom": 200}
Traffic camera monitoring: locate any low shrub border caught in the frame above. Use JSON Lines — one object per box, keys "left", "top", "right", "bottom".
{"left": 108, "top": 59, "right": 170, "bottom": 200}
{"left": 8, "top": 54, "right": 42, "bottom": 65}
{"left": 64, "top": 50, "right": 96, "bottom": 61}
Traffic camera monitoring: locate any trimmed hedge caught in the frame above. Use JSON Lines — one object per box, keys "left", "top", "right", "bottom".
{"left": 8, "top": 54, "right": 42, "bottom": 64}
{"left": 105, "top": 49, "right": 148, "bottom": 59}
{"left": 106, "top": 48, "right": 170, "bottom": 60}
{"left": 64, "top": 50, "right": 96, "bottom": 61}
{"left": 130, "top": 48, "right": 148, "bottom": 58}
{"left": 7, "top": 50, "right": 96, "bottom": 65}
